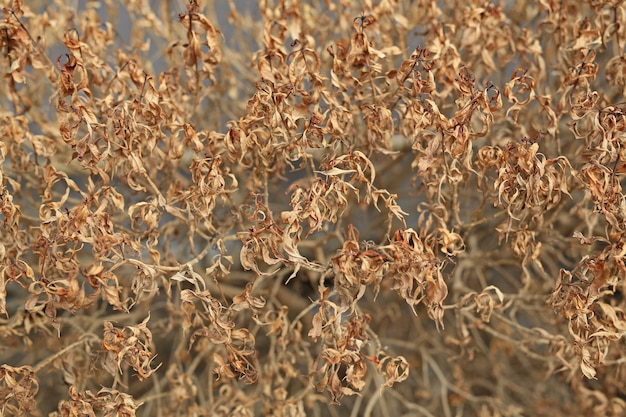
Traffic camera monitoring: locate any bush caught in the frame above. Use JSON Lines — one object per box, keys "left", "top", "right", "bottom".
{"left": 1, "top": 0, "right": 625, "bottom": 415}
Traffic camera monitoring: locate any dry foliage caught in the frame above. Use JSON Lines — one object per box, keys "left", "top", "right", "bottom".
{"left": 1, "top": 0, "right": 626, "bottom": 415}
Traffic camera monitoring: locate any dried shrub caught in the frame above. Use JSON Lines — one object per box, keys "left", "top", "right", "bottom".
{"left": 1, "top": 0, "right": 626, "bottom": 416}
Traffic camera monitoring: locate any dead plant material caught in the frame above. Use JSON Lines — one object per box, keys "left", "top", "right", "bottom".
{"left": 1, "top": 0, "right": 626, "bottom": 415}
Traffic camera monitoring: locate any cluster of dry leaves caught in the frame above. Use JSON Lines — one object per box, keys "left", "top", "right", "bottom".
{"left": 1, "top": 0, "right": 626, "bottom": 415}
